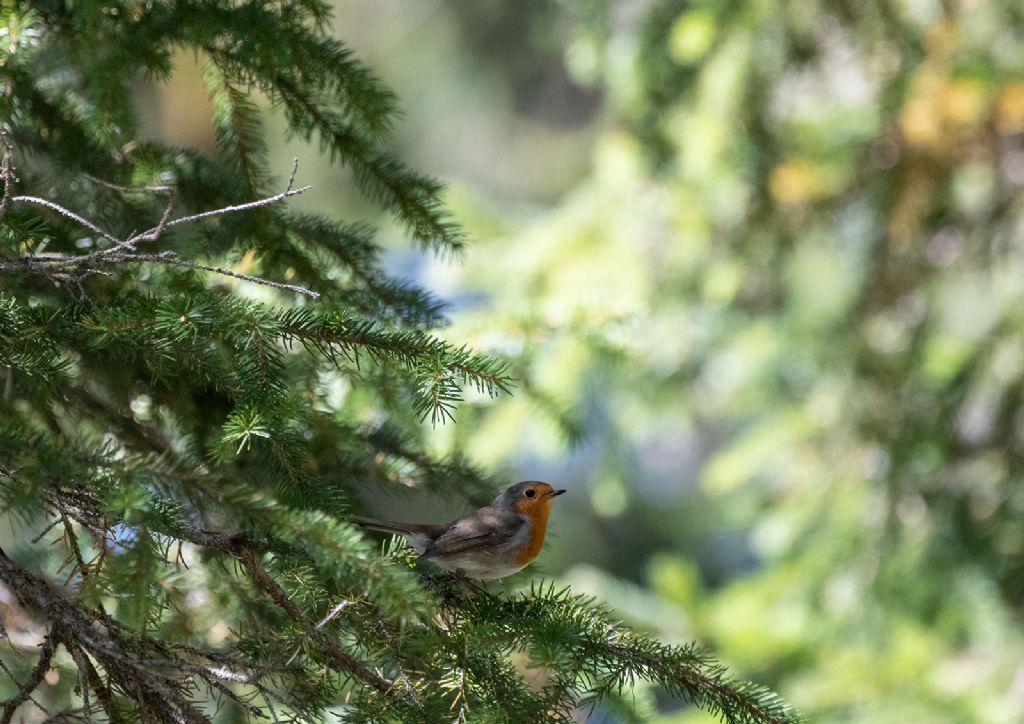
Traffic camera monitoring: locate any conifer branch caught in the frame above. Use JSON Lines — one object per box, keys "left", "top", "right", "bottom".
{"left": 236, "top": 548, "right": 395, "bottom": 697}
{"left": 255, "top": 68, "right": 465, "bottom": 255}
{"left": 0, "top": 3, "right": 800, "bottom": 719}
{"left": 0, "top": 548, "right": 211, "bottom": 724}
{"left": 443, "top": 583, "right": 801, "bottom": 723}
{"left": 203, "top": 59, "right": 271, "bottom": 198}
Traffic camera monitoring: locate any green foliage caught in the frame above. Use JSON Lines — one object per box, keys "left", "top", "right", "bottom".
{"left": 427, "top": 0, "right": 1024, "bottom": 721}
{"left": 0, "top": 2, "right": 794, "bottom": 722}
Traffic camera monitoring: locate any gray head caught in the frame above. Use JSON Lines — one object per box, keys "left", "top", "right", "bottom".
{"left": 492, "top": 481, "right": 567, "bottom": 512}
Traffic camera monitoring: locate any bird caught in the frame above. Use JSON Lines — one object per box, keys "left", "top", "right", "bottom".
{"left": 351, "top": 481, "right": 566, "bottom": 580}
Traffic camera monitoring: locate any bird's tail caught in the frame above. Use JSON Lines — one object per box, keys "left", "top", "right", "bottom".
{"left": 349, "top": 515, "right": 423, "bottom": 537}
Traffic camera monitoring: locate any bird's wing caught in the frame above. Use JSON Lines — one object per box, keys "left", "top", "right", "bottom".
{"left": 419, "top": 508, "right": 524, "bottom": 560}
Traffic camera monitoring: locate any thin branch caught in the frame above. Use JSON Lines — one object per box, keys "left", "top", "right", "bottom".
{"left": 50, "top": 190, "right": 178, "bottom": 267}
{"left": 0, "top": 657, "right": 50, "bottom": 719}
{"left": 125, "top": 252, "right": 319, "bottom": 298}
{"left": 131, "top": 191, "right": 176, "bottom": 244}
{"left": 64, "top": 642, "right": 92, "bottom": 724}
{"left": 260, "top": 690, "right": 281, "bottom": 724}
{"left": 163, "top": 157, "right": 304, "bottom": 232}
{"left": 29, "top": 516, "right": 62, "bottom": 545}
{"left": 190, "top": 670, "right": 266, "bottom": 721}
{"left": 316, "top": 599, "right": 352, "bottom": 630}
{"left": 0, "top": 632, "right": 56, "bottom": 724}
{"left": 83, "top": 175, "right": 174, "bottom": 195}
{"left": 198, "top": 659, "right": 308, "bottom": 723}
{"left": 0, "top": 154, "right": 318, "bottom": 298}
{"left": 9, "top": 196, "right": 120, "bottom": 245}
{"left": 59, "top": 512, "right": 91, "bottom": 581}
{"left": 0, "top": 130, "right": 14, "bottom": 221}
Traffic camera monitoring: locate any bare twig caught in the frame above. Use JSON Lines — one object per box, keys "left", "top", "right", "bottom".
{"left": 127, "top": 252, "right": 319, "bottom": 298}
{"left": 261, "top": 690, "right": 281, "bottom": 724}
{"left": 59, "top": 512, "right": 91, "bottom": 581}
{"left": 72, "top": 641, "right": 124, "bottom": 723}
{"left": 9, "top": 195, "right": 120, "bottom": 245}
{"left": 83, "top": 175, "right": 174, "bottom": 195}
{"left": 132, "top": 191, "right": 176, "bottom": 244}
{"left": 316, "top": 599, "right": 352, "bottom": 630}
{"left": 0, "top": 632, "right": 56, "bottom": 724}
{"left": 0, "top": 153, "right": 319, "bottom": 298}
{"left": 162, "top": 157, "right": 304, "bottom": 232}
{"left": 0, "top": 130, "right": 14, "bottom": 221}
{"left": 190, "top": 670, "right": 266, "bottom": 720}
{"left": 30, "top": 516, "right": 62, "bottom": 545}
{"left": 64, "top": 643, "right": 92, "bottom": 724}
{"left": 0, "top": 655, "right": 50, "bottom": 718}
{"left": 147, "top": 657, "right": 292, "bottom": 722}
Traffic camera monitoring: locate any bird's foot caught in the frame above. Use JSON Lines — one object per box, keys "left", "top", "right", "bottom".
{"left": 451, "top": 570, "right": 489, "bottom": 595}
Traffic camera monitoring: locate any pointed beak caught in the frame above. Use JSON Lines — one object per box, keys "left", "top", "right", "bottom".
{"left": 550, "top": 489, "right": 567, "bottom": 497}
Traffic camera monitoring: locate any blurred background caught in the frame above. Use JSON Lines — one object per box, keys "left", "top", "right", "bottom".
{"left": 142, "top": 1, "right": 1024, "bottom": 721}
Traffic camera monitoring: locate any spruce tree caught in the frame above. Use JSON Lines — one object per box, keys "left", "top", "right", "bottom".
{"left": 0, "top": 3, "right": 797, "bottom": 721}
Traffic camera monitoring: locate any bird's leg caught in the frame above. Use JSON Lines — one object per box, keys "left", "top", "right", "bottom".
{"left": 416, "top": 570, "right": 461, "bottom": 604}
{"left": 452, "top": 569, "right": 488, "bottom": 595}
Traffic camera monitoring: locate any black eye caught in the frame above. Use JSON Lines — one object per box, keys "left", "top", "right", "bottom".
{"left": 524, "top": 489, "right": 536, "bottom": 498}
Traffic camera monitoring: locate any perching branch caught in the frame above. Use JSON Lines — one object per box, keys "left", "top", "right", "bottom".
{"left": 442, "top": 582, "right": 800, "bottom": 723}
{"left": 0, "top": 155, "right": 319, "bottom": 298}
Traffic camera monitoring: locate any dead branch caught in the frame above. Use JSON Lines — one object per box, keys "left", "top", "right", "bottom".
{"left": 0, "top": 632, "right": 55, "bottom": 724}
{"left": 0, "top": 130, "right": 15, "bottom": 221}
{"left": 0, "top": 153, "right": 319, "bottom": 299}
{"left": 10, "top": 195, "right": 120, "bottom": 245}
{"left": 39, "top": 707, "right": 92, "bottom": 723}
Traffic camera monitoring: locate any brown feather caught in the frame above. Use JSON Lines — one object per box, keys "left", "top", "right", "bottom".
{"left": 349, "top": 515, "right": 445, "bottom": 538}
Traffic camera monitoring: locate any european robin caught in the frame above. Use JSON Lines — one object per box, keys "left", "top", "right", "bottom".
{"left": 351, "top": 481, "right": 566, "bottom": 580}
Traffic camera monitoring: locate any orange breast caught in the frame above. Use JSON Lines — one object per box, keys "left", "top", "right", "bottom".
{"left": 514, "top": 499, "right": 552, "bottom": 566}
